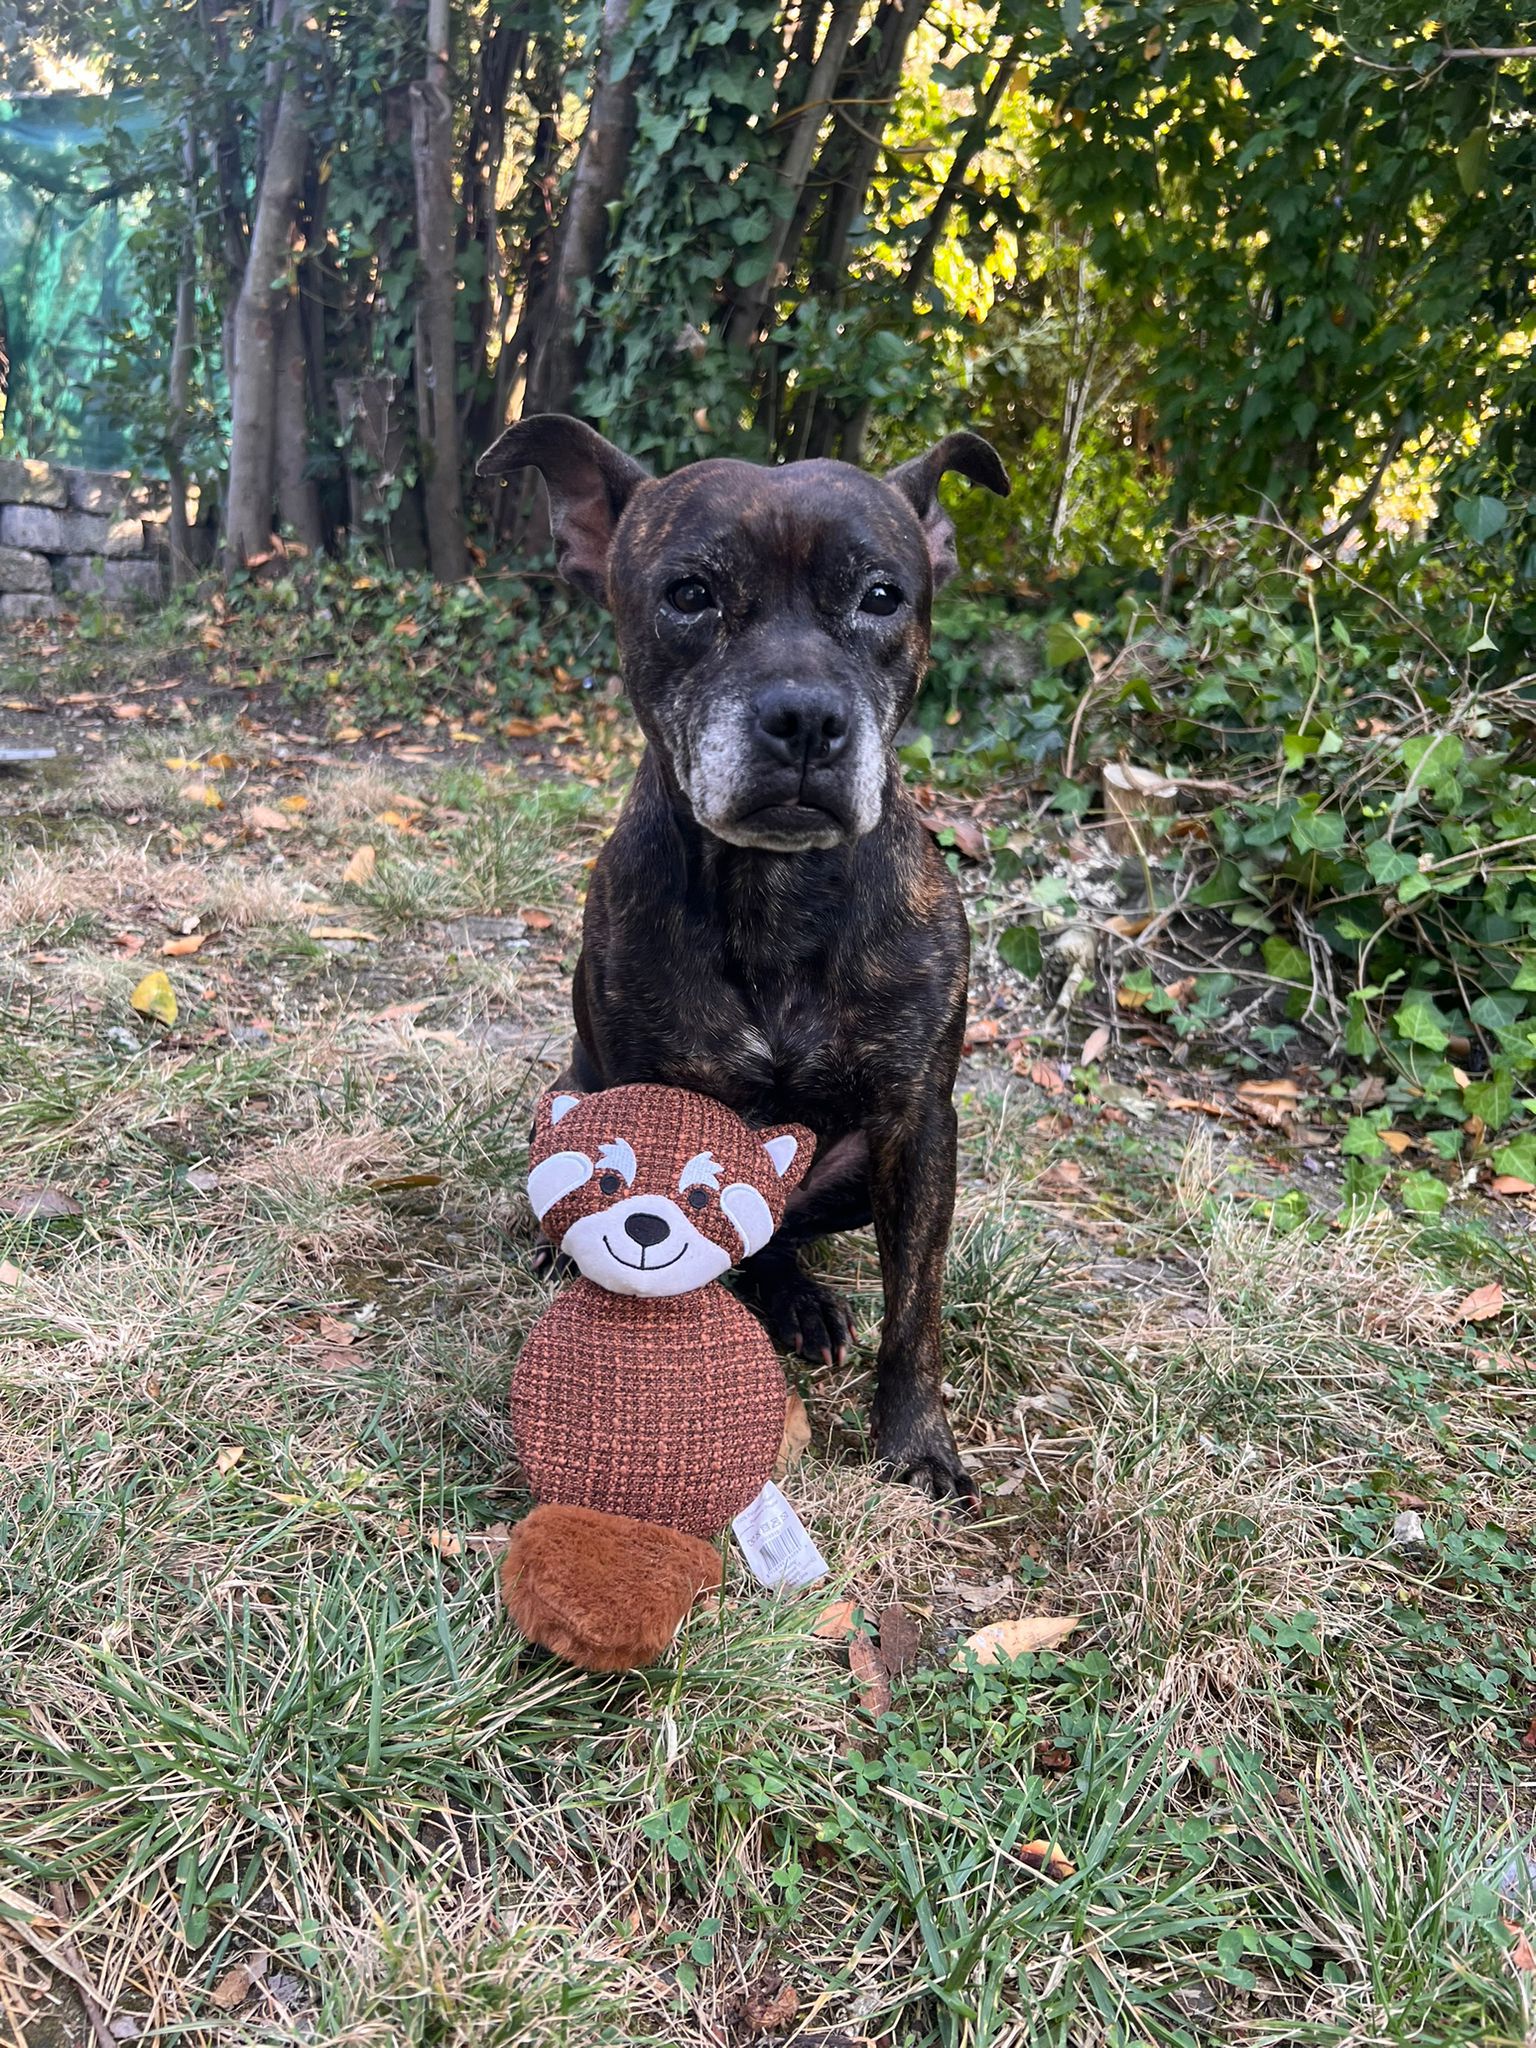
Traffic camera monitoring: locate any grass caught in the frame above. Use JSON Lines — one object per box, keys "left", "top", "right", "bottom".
{"left": 2, "top": 645, "right": 1536, "bottom": 2045}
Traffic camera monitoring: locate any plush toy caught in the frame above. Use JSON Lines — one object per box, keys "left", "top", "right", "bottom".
{"left": 501, "top": 1083, "right": 814, "bottom": 1671}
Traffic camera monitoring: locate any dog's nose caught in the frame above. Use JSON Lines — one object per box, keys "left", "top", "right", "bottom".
{"left": 753, "top": 685, "right": 850, "bottom": 768}
{"left": 623, "top": 1211, "right": 670, "bottom": 1248}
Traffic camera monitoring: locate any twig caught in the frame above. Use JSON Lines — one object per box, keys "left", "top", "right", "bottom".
{"left": 39, "top": 1890, "right": 114, "bottom": 2048}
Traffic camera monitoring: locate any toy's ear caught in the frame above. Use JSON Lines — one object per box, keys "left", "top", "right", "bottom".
{"left": 759, "top": 1123, "right": 814, "bottom": 1194}
{"left": 532, "top": 1088, "right": 583, "bottom": 1147}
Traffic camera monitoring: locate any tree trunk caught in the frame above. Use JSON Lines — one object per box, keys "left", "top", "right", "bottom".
{"left": 903, "top": 34, "right": 1023, "bottom": 304}
{"left": 167, "top": 123, "right": 198, "bottom": 586}
{"left": 411, "top": 0, "right": 468, "bottom": 580}
{"left": 274, "top": 296, "right": 323, "bottom": 550}
{"left": 224, "top": 6, "right": 310, "bottom": 571}
{"left": 521, "top": 0, "right": 640, "bottom": 418}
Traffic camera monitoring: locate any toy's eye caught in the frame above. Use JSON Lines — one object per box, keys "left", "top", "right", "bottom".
{"left": 860, "top": 581, "right": 904, "bottom": 616}
{"left": 598, "top": 1172, "right": 623, "bottom": 1195}
{"left": 685, "top": 1187, "right": 710, "bottom": 1211}
{"left": 666, "top": 577, "right": 716, "bottom": 615}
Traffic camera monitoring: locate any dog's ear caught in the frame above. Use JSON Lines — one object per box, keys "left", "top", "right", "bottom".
{"left": 886, "top": 431, "right": 1009, "bottom": 589}
{"left": 477, "top": 414, "right": 648, "bottom": 605}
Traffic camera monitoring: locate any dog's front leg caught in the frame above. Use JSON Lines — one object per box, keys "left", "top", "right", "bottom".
{"left": 867, "top": 1095, "right": 974, "bottom": 1501}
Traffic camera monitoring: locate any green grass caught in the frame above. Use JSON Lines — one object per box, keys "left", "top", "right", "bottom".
{"left": 2, "top": 666, "right": 1536, "bottom": 2044}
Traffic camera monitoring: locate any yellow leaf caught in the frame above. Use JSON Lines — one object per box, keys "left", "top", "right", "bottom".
{"left": 1378, "top": 1130, "right": 1414, "bottom": 1156}
{"left": 334, "top": 725, "right": 364, "bottom": 742}
{"left": 205, "top": 751, "right": 236, "bottom": 772}
{"left": 130, "top": 969, "right": 178, "bottom": 1026}
{"left": 342, "top": 844, "right": 377, "bottom": 886}
{"left": 277, "top": 793, "right": 309, "bottom": 813}
{"left": 955, "top": 1615, "right": 1081, "bottom": 1669}
{"left": 427, "top": 1527, "right": 464, "bottom": 1558}
{"left": 375, "top": 809, "right": 416, "bottom": 831}
{"left": 163, "top": 754, "right": 191, "bottom": 771}
{"left": 309, "top": 925, "right": 378, "bottom": 943}
{"left": 162, "top": 933, "right": 207, "bottom": 957}
{"left": 247, "top": 804, "right": 292, "bottom": 832}
{"left": 182, "top": 782, "right": 224, "bottom": 809}
{"left": 1019, "top": 1840, "right": 1077, "bottom": 1880}
{"left": 215, "top": 1444, "right": 245, "bottom": 1475}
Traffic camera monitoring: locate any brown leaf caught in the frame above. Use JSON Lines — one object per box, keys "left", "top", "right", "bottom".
{"left": 1036, "top": 1160, "right": 1085, "bottom": 1193}
{"left": 1034, "top": 1740, "right": 1074, "bottom": 1773}
{"left": 0, "top": 1184, "right": 83, "bottom": 1220}
{"left": 209, "top": 1951, "right": 269, "bottom": 2012}
{"left": 848, "top": 1633, "right": 892, "bottom": 1718}
{"left": 1491, "top": 1176, "right": 1536, "bottom": 1197}
{"left": 946, "top": 814, "right": 989, "bottom": 862}
{"left": 246, "top": 804, "right": 292, "bottom": 832}
{"left": 1019, "top": 1840, "right": 1076, "bottom": 1881}
{"left": 1456, "top": 1282, "right": 1506, "bottom": 1324}
{"left": 0, "top": 1259, "right": 26, "bottom": 1288}
{"left": 775, "top": 1389, "right": 811, "bottom": 1477}
{"left": 519, "top": 907, "right": 554, "bottom": 930}
{"left": 878, "top": 1601, "right": 921, "bottom": 1677}
{"left": 811, "top": 1599, "right": 860, "bottom": 1642}
{"left": 1080, "top": 1025, "right": 1111, "bottom": 1064}
{"left": 182, "top": 782, "right": 224, "bottom": 810}
{"left": 342, "top": 844, "right": 377, "bottom": 886}
{"left": 1509, "top": 1922, "right": 1536, "bottom": 1973}
{"left": 113, "top": 932, "right": 146, "bottom": 954}
{"left": 162, "top": 933, "right": 208, "bottom": 957}
{"left": 964, "top": 1018, "right": 1003, "bottom": 1049}
{"left": 1350, "top": 1074, "right": 1388, "bottom": 1109}
{"left": 366, "top": 1171, "right": 445, "bottom": 1191}
{"left": 1106, "top": 912, "right": 1155, "bottom": 938}
{"left": 112, "top": 701, "right": 146, "bottom": 721}
{"left": 1520, "top": 1711, "right": 1536, "bottom": 1754}
{"left": 948, "top": 1578, "right": 1015, "bottom": 1613}
{"left": 309, "top": 925, "right": 379, "bottom": 943}
{"left": 1115, "top": 983, "right": 1151, "bottom": 1011}
{"left": 727, "top": 1971, "right": 799, "bottom": 2036}
{"left": 956, "top": 1615, "right": 1081, "bottom": 1668}
{"left": 1016, "top": 1056, "right": 1066, "bottom": 1093}
{"left": 426, "top": 1527, "right": 464, "bottom": 1558}
{"left": 318, "top": 1314, "right": 357, "bottom": 1346}
{"left": 215, "top": 1445, "right": 245, "bottom": 1475}
{"left": 1162, "top": 976, "right": 1197, "bottom": 1006}
{"left": 1378, "top": 1130, "right": 1414, "bottom": 1156}
{"left": 460, "top": 1522, "right": 511, "bottom": 1555}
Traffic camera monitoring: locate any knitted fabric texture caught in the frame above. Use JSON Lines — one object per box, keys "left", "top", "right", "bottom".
{"left": 512, "top": 1280, "right": 785, "bottom": 1538}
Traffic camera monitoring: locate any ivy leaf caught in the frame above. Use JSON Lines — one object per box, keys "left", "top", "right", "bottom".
{"left": 998, "top": 925, "right": 1043, "bottom": 979}
{"left": 1399, "top": 1171, "right": 1449, "bottom": 1217}
{"left": 1453, "top": 496, "right": 1508, "bottom": 545}
{"left": 1493, "top": 1135, "right": 1536, "bottom": 1182}
{"left": 1289, "top": 807, "right": 1345, "bottom": 854}
{"left": 1393, "top": 991, "right": 1453, "bottom": 1052}
{"left": 1464, "top": 1072, "right": 1513, "bottom": 1131}
{"left": 1365, "top": 842, "right": 1418, "bottom": 888}
{"left": 1262, "top": 935, "right": 1309, "bottom": 984}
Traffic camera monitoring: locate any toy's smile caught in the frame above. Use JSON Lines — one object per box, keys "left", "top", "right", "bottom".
{"left": 602, "top": 1234, "right": 688, "bottom": 1273}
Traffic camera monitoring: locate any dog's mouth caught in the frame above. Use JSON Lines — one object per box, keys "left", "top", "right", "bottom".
{"left": 713, "top": 796, "right": 851, "bottom": 853}
{"left": 601, "top": 1234, "right": 688, "bottom": 1273}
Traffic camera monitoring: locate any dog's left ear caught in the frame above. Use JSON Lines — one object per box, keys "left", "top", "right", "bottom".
{"left": 886, "top": 431, "right": 1010, "bottom": 589}
{"left": 477, "top": 414, "right": 649, "bottom": 606}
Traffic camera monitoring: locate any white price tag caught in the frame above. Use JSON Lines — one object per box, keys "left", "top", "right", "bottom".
{"left": 731, "top": 1480, "right": 828, "bottom": 1590}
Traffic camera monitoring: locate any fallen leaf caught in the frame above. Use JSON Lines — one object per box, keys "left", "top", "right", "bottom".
{"left": 0, "top": 1259, "right": 26, "bottom": 1287}
{"left": 504, "top": 717, "right": 538, "bottom": 738}
{"left": 0, "top": 1184, "right": 83, "bottom": 1220}
{"left": 367, "top": 998, "right": 438, "bottom": 1024}
{"left": 1456, "top": 1282, "right": 1506, "bottom": 1323}
{"left": 113, "top": 932, "right": 145, "bottom": 954}
{"left": 956, "top": 1615, "right": 1081, "bottom": 1668}
{"left": 1509, "top": 1922, "right": 1536, "bottom": 1973}
{"left": 775, "top": 1389, "right": 811, "bottom": 1476}
{"left": 1035, "top": 1740, "right": 1074, "bottom": 1772}
{"left": 519, "top": 907, "right": 554, "bottom": 930}
{"left": 112, "top": 702, "right": 146, "bottom": 721}
{"left": 811, "top": 1599, "right": 860, "bottom": 1642}
{"left": 878, "top": 1600, "right": 921, "bottom": 1677}
{"left": 1019, "top": 1840, "right": 1076, "bottom": 1881}
{"left": 246, "top": 804, "right": 292, "bottom": 832}
{"left": 1080, "top": 1025, "right": 1111, "bottom": 1064}
{"left": 1237, "top": 1077, "right": 1303, "bottom": 1101}
{"left": 460, "top": 1522, "right": 511, "bottom": 1554}
{"left": 209, "top": 1952, "right": 269, "bottom": 2012}
{"left": 184, "top": 1166, "right": 219, "bottom": 1193}
{"left": 848, "top": 1632, "right": 892, "bottom": 1718}
{"left": 1491, "top": 1176, "right": 1536, "bottom": 1197}
{"left": 334, "top": 725, "right": 363, "bottom": 743}
{"left": 427, "top": 1527, "right": 464, "bottom": 1558}
{"left": 1234, "top": 1077, "right": 1302, "bottom": 1127}
{"left": 964, "top": 1018, "right": 1003, "bottom": 1049}
{"left": 365, "top": 1171, "right": 445, "bottom": 1191}
{"left": 1521, "top": 1712, "right": 1536, "bottom": 1754}
{"left": 318, "top": 1314, "right": 357, "bottom": 1346}
{"left": 1036, "top": 1160, "right": 1086, "bottom": 1194}
{"left": 1162, "top": 976, "right": 1197, "bottom": 1006}
{"left": 725, "top": 1971, "right": 799, "bottom": 2036}
{"left": 215, "top": 1445, "right": 245, "bottom": 1475}
{"left": 309, "top": 925, "right": 379, "bottom": 942}
{"left": 1350, "top": 1074, "right": 1388, "bottom": 1109}
{"left": 948, "top": 1578, "right": 1015, "bottom": 1613}
{"left": 162, "top": 933, "right": 207, "bottom": 957}
{"left": 1115, "top": 983, "right": 1151, "bottom": 1010}
{"left": 342, "top": 844, "right": 377, "bottom": 886}
{"left": 130, "top": 970, "right": 178, "bottom": 1026}
{"left": 375, "top": 808, "right": 418, "bottom": 831}
{"left": 1015, "top": 1056, "right": 1066, "bottom": 1093}
{"left": 276, "top": 793, "right": 309, "bottom": 813}
{"left": 1378, "top": 1130, "right": 1414, "bottom": 1156}
{"left": 1106, "top": 912, "right": 1155, "bottom": 937}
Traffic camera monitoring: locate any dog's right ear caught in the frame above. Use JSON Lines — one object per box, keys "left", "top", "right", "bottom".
{"left": 477, "top": 414, "right": 648, "bottom": 606}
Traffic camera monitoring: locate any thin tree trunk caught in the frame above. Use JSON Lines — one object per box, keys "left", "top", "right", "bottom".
{"left": 904, "top": 34, "right": 1022, "bottom": 303}
{"left": 411, "top": 0, "right": 468, "bottom": 580}
{"left": 521, "top": 0, "right": 640, "bottom": 417}
{"left": 224, "top": 4, "right": 310, "bottom": 570}
{"left": 724, "top": 0, "right": 862, "bottom": 354}
{"left": 167, "top": 123, "right": 198, "bottom": 586}
{"left": 274, "top": 295, "right": 323, "bottom": 549}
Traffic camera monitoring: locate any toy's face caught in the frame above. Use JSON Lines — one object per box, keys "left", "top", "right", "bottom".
{"left": 526, "top": 1085, "right": 812, "bottom": 1299}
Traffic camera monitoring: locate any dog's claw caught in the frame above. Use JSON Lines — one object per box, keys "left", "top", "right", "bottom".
{"left": 736, "top": 1258, "right": 854, "bottom": 1371}
{"left": 873, "top": 1400, "right": 976, "bottom": 1507}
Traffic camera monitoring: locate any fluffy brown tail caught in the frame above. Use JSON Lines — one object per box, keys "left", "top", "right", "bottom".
{"left": 500, "top": 1503, "right": 723, "bottom": 1672}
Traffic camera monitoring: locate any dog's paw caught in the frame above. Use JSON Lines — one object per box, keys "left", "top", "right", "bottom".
{"left": 873, "top": 1398, "right": 979, "bottom": 1508}
{"left": 737, "top": 1259, "right": 855, "bottom": 1368}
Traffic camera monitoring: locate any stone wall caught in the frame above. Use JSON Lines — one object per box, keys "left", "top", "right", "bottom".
{"left": 0, "top": 457, "right": 172, "bottom": 622}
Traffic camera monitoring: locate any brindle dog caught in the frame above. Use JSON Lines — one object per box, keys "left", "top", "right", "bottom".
{"left": 478, "top": 415, "right": 1009, "bottom": 1498}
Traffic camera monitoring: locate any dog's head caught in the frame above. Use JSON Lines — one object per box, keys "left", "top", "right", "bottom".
{"left": 526, "top": 1084, "right": 812, "bottom": 1298}
{"left": 479, "top": 417, "right": 1008, "bottom": 852}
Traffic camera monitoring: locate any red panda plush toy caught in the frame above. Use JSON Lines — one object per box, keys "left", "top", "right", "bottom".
{"left": 502, "top": 1084, "right": 813, "bottom": 1671}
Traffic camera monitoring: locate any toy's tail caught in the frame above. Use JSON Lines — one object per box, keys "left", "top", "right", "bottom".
{"left": 500, "top": 1503, "right": 723, "bottom": 1672}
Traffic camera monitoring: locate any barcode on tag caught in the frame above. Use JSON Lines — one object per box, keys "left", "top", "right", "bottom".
{"left": 731, "top": 1480, "right": 828, "bottom": 1590}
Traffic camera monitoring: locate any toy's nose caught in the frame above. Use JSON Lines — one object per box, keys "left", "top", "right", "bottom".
{"left": 623, "top": 1212, "right": 670, "bottom": 1248}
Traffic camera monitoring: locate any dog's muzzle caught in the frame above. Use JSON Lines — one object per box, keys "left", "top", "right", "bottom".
{"left": 688, "top": 683, "right": 884, "bottom": 852}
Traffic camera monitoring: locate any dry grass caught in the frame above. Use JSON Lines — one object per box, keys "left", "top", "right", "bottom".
{"left": 2, "top": 719, "right": 1534, "bottom": 2046}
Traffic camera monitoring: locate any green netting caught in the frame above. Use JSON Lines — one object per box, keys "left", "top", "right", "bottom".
{"left": 0, "top": 90, "right": 150, "bottom": 468}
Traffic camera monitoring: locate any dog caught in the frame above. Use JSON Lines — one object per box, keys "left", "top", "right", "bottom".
{"left": 477, "top": 415, "right": 1008, "bottom": 1497}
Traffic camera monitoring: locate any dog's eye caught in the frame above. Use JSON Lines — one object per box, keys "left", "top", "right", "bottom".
{"left": 685, "top": 1187, "right": 710, "bottom": 1211}
{"left": 860, "top": 582, "right": 904, "bottom": 617}
{"left": 598, "top": 1172, "right": 623, "bottom": 1195}
{"left": 665, "top": 578, "right": 716, "bottom": 615}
